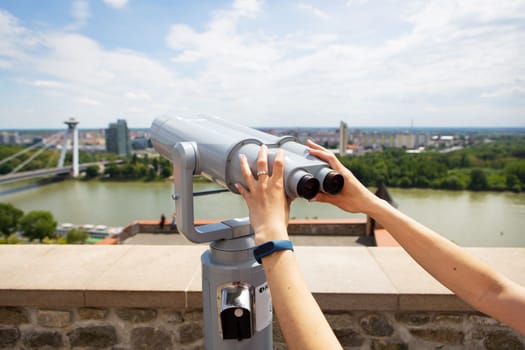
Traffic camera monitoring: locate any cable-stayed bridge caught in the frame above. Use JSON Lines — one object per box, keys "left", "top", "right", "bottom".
{"left": 0, "top": 162, "right": 109, "bottom": 185}
{"left": 0, "top": 118, "right": 110, "bottom": 185}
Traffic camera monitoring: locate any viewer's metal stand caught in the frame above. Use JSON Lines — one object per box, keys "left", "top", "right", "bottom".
{"left": 171, "top": 142, "right": 272, "bottom": 350}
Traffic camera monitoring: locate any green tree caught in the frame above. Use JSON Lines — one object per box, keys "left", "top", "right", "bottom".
{"left": 505, "top": 160, "right": 525, "bottom": 184}
{"left": 506, "top": 174, "right": 520, "bottom": 192}
{"left": 7, "top": 233, "right": 20, "bottom": 244}
{"left": 104, "top": 164, "right": 122, "bottom": 178}
{"left": 0, "top": 203, "right": 24, "bottom": 237}
{"left": 159, "top": 158, "right": 172, "bottom": 178}
{"left": 19, "top": 210, "right": 57, "bottom": 242}
{"left": 66, "top": 228, "right": 89, "bottom": 244}
{"left": 468, "top": 169, "right": 488, "bottom": 191}
{"left": 441, "top": 175, "right": 466, "bottom": 190}
{"left": 84, "top": 165, "right": 100, "bottom": 179}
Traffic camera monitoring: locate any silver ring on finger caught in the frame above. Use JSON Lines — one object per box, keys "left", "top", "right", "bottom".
{"left": 256, "top": 170, "right": 268, "bottom": 177}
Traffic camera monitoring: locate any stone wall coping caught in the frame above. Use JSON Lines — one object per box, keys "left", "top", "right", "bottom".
{"left": 1, "top": 245, "right": 523, "bottom": 312}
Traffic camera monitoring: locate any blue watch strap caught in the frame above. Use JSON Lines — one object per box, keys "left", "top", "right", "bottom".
{"left": 253, "top": 240, "right": 294, "bottom": 264}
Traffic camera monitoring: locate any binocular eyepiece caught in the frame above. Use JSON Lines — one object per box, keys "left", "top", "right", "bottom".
{"left": 297, "top": 174, "right": 319, "bottom": 200}
{"left": 322, "top": 171, "right": 345, "bottom": 197}
{"left": 151, "top": 116, "right": 344, "bottom": 200}
{"left": 295, "top": 171, "right": 344, "bottom": 200}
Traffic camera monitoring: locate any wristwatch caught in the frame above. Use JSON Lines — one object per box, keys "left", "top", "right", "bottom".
{"left": 253, "top": 240, "right": 294, "bottom": 264}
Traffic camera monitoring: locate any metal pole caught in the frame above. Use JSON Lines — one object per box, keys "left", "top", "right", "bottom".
{"left": 72, "top": 122, "right": 79, "bottom": 177}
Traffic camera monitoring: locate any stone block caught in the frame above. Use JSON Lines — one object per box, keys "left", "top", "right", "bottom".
{"left": 37, "top": 309, "right": 71, "bottom": 328}
{"left": 395, "top": 312, "right": 431, "bottom": 326}
{"left": 434, "top": 313, "right": 463, "bottom": 324}
{"left": 325, "top": 312, "right": 354, "bottom": 330}
{"left": 483, "top": 330, "right": 524, "bottom": 350}
{"left": 272, "top": 317, "right": 284, "bottom": 343}
{"left": 115, "top": 308, "right": 157, "bottom": 323}
{"left": 161, "top": 309, "right": 184, "bottom": 324}
{"left": 78, "top": 307, "right": 109, "bottom": 320}
{"left": 182, "top": 310, "right": 203, "bottom": 322}
{"left": 67, "top": 325, "right": 118, "bottom": 348}
{"left": 409, "top": 328, "right": 464, "bottom": 345}
{"left": 360, "top": 313, "right": 394, "bottom": 337}
{"left": 273, "top": 343, "right": 287, "bottom": 350}
{"left": 333, "top": 328, "right": 365, "bottom": 347}
{"left": 131, "top": 327, "right": 173, "bottom": 350}
{"left": 179, "top": 343, "right": 205, "bottom": 350}
{"left": 23, "top": 330, "right": 63, "bottom": 348}
{"left": 371, "top": 340, "right": 409, "bottom": 350}
{"left": 468, "top": 313, "right": 500, "bottom": 326}
{"left": 176, "top": 322, "right": 203, "bottom": 345}
{"left": 0, "top": 307, "right": 28, "bottom": 325}
{"left": 0, "top": 326, "right": 20, "bottom": 347}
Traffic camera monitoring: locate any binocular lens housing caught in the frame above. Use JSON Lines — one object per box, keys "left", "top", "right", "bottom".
{"left": 322, "top": 171, "right": 345, "bottom": 195}
{"left": 297, "top": 174, "right": 321, "bottom": 200}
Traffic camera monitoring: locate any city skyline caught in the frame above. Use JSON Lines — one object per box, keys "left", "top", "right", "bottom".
{"left": 1, "top": 0, "right": 524, "bottom": 129}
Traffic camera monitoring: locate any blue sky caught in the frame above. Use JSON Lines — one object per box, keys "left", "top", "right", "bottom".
{"left": 0, "top": 0, "right": 524, "bottom": 129}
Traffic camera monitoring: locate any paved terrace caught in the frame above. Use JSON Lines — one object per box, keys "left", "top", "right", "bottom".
{"left": 1, "top": 243, "right": 524, "bottom": 348}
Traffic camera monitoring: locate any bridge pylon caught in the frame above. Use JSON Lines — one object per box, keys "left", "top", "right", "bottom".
{"left": 59, "top": 118, "right": 79, "bottom": 177}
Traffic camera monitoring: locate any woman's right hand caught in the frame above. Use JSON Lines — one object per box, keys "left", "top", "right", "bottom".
{"left": 307, "top": 140, "right": 377, "bottom": 215}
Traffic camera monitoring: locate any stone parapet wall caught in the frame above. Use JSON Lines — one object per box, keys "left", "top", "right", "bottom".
{"left": 0, "top": 307, "right": 203, "bottom": 350}
{"left": 1, "top": 245, "right": 524, "bottom": 349}
{"left": 1, "top": 307, "right": 523, "bottom": 349}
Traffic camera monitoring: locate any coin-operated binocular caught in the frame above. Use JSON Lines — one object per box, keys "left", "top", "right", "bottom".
{"left": 151, "top": 116, "right": 344, "bottom": 349}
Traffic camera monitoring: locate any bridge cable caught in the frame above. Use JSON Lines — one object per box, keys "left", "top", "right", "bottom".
{"left": 9, "top": 134, "right": 63, "bottom": 174}
{"left": 0, "top": 132, "right": 65, "bottom": 166}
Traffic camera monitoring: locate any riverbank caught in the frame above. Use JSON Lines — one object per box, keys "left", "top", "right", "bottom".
{"left": 1, "top": 180, "right": 524, "bottom": 247}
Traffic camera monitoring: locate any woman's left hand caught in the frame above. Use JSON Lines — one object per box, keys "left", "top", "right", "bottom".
{"left": 236, "top": 145, "right": 291, "bottom": 245}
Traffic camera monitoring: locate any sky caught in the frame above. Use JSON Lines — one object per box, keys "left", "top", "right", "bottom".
{"left": 0, "top": 0, "right": 524, "bottom": 129}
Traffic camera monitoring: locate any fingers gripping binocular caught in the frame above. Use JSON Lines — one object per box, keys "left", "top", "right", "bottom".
{"left": 151, "top": 116, "right": 344, "bottom": 347}
{"left": 151, "top": 115, "right": 344, "bottom": 200}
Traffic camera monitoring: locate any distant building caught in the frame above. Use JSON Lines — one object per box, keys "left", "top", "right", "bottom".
{"left": 105, "top": 119, "right": 131, "bottom": 156}
{"left": 339, "top": 121, "right": 349, "bottom": 155}
{"left": 351, "top": 130, "right": 429, "bottom": 150}
{"left": 131, "top": 137, "right": 149, "bottom": 150}
{"left": 0, "top": 131, "right": 20, "bottom": 145}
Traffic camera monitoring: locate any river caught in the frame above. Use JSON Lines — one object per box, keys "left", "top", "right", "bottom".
{"left": 1, "top": 180, "right": 524, "bottom": 247}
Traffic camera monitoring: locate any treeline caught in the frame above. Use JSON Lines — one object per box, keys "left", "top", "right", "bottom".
{"left": 339, "top": 136, "right": 525, "bottom": 192}
{"left": 98, "top": 153, "right": 172, "bottom": 181}
{"left": 2, "top": 136, "right": 525, "bottom": 192}
{"left": 0, "top": 203, "right": 88, "bottom": 244}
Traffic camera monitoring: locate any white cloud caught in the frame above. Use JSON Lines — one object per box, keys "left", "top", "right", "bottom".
{"left": 1, "top": 0, "right": 524, "bottom": 128}
{"left": 32, "top": 80, "right": 65, "bottom": 89}
{"left": 125, "top": 91, "right": 151, "bottom": 100}
{"left": 297, "top": 3, "right": 330, "bottom": 20}
{"left": 163, "top": 0, "right": 525, "bottom": 126}
{"left": 481, "top": 85, "right": 525, "bottom": 98}
{"left": 0, "top": 59, "right": 12, "bottom": 69}
{"left": 70, "top": 0, "right": 90, "bottom": 29}
{"left": 103, "top": 0, "right": 129, "bottom": 9}
{"left": 346, "top": 0, "right": 368, "bottom": 6}
{"left": 77, "top": 97, "right": 100, "bottom": 105}
{"left": 0, "top": 10, "right": 39, "bottom": 61}
{"left": 232, "top": 0, "right": 261, "bottom": 17}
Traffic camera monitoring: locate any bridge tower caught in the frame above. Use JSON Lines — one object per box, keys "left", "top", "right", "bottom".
{"left": 59, "top": 118, "right": 79, "bottom": 177}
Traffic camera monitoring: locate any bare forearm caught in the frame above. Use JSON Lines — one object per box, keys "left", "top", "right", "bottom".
{"left": 368, "top": 198, "right": 525, "bottom": 333}
{"left": 262, "top": 250, "right": 342, "bottom": 350}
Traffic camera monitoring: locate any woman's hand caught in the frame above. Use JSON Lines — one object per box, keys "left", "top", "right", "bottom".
{"left": 236, "top": 145, "right": 291, "bottom": 245}
{"left": 307, "top": 140, "right": 377, "bottom": 215}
